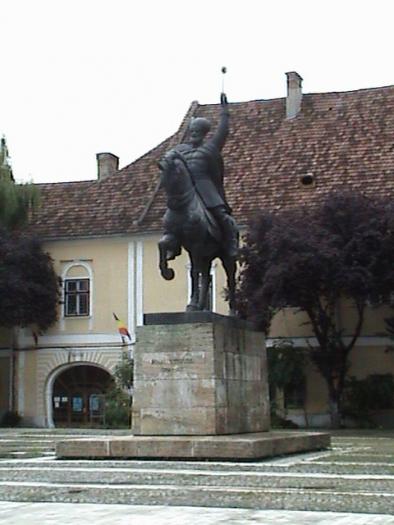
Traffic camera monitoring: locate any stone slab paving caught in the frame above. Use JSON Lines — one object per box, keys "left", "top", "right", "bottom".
{"left": 0, "top": 502, "right": 394, "bottom": 525}
{"left": 2, "top": 481, "right": 394, "bottom": 514}
{"left": 0, "top": 429, "right": 394, "bottom": 517}
{"left": 2, "top": 465, "right": 394, "bottom": 493}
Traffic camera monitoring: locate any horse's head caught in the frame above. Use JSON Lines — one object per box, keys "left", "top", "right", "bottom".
{"left": 157, "top": 152, "right": 175, "bottom": 173}
{"left": 158, "top": 149, "right": 184, "bottom": 171}
{"left": 158, "top": 149, "right": 192, "bottom": 199}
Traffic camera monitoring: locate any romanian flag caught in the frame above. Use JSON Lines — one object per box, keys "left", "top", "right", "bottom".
{"left": 113, "top": 313, "right": 131, "bottom": 341}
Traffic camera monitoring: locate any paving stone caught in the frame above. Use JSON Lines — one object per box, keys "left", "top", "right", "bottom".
{"left": 1, "top": 429, "right": 394, "bottom": 518}
{"left": 0, "top": 503, "right": 394, "bottom": 525}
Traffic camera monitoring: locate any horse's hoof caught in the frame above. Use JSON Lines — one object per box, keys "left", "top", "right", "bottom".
{"left": 186, "top": 303, "right": 198, "bottom": 311}
{"left": 160, "top": 268, "right": 175, "bottom": 280}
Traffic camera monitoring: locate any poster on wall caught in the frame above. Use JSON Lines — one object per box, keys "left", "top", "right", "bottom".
{"left": 72, "top": 396, "right": 83, "bottom": 412}
{"left": 89, "top": 395, "right": 100, "bottom": 412}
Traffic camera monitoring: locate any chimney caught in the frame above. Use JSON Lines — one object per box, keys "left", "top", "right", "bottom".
{"left": 96, "top": 152, "right": 119, "bottom": 180}
{"left": 286, "top": 71, "right": 303, "bottom": 119}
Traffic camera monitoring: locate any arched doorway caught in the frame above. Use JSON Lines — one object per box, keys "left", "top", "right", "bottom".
{"left": 52, "top": 364, "right": 113, "bottom": 427}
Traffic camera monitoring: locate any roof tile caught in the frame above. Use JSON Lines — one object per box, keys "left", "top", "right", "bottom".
{"left": 30, "top": 85, "right": 394, "bottom": 239}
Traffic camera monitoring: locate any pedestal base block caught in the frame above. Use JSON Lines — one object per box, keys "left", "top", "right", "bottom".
{"left": 56, "top": 431, "right": 330, "bottom": 460}
{"left": 132, "top": 313, "right": 270, "bottom": 435}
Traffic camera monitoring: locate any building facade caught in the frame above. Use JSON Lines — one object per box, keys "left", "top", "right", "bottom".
{"left": 1, "top": 73, "right": 393, "bottom": 427}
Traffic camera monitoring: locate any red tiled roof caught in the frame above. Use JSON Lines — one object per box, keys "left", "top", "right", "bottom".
{"left": 30, "top": 85, "right": 394, "bottom": 239}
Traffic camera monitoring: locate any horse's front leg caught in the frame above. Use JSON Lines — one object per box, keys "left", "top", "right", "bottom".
{"left": 186, "top": 256, "right": 199, "bottom": 311}
{"left": 198, "top": 259, "right": 212, "bottom": 311}
{"left": 158, "top": 236, "right": 175, "bottom": 280}
{"left": 222, "top": 256, "right": 237, "bottom": 316}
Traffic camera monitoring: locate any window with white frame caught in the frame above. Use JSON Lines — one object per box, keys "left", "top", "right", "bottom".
{"left": 60, "top": 259, "right": 93, "bottom": 320}
{"left": 64, "top": 278, "right": 90, "bottom": 317}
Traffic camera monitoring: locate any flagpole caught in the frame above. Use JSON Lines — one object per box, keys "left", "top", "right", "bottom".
{"left": 221, "top": 66, "right": 227, "bottom": 94}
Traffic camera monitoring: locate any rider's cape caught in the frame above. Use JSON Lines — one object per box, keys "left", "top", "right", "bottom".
{"left": 173, "top": 143, "right": 232, "bottom": 214}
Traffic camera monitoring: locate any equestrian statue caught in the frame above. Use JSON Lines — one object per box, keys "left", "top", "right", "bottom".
{"left": 157, "top": 92, "right": 239, "bottom": 314}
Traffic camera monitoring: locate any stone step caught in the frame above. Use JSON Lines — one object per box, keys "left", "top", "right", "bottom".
{"left": 0, "top": 443, "right": 53, "bottom": 450}
{"left": 0, "top": 466, "right": 394, "bottom": 493}
{"left": 0, "top": 480, "right": 393, "bottom": 514}
{"left": 2, "top": 457, "right": 394, "bottom": 476}
{"left": 0, "top": 430, "right": 131, "bottom": 436}
{"left": 0, "top": 438, "right": 54, "bottom": 443}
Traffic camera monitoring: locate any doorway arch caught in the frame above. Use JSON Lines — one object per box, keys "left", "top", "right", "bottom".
{"left": 47, "top": 363, "right": 113, "bottom": 428}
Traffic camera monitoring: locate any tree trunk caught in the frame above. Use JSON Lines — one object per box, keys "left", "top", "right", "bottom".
{"left": 10, "top": 327, "right": 18, "bottom": 414}
{"left": 328, "top": 392, "right": 341, "bottom": 429}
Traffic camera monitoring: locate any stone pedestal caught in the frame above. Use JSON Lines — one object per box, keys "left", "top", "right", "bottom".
{"left": 56, "top": 313, "right": 331, "bottom": 460}
{"left": 132, "top": 312, "right": 270, "bottom": 436}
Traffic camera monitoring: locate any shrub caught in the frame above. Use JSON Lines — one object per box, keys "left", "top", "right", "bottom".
{"left": 104, "top": 387, "right": 130, "bottom": 428}
{"left": 1, "top": 411, "right": 21, "bottom": 427}
{"left": 343, "top": 374, "right": 394, "bottom": 427}
{"left": 267, "top": 340, "right": 306, "bottom": 424}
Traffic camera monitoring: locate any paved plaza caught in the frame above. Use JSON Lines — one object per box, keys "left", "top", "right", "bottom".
{"left": 1, "top": 502, "right": 394, "bottom": 525}
{"left": 0, "top": 429, "right": 394, "bottom": 523}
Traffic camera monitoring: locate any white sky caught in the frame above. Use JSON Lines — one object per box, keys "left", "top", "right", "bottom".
{"left": 1, "top": 0, "right": 394, "bottom": 184}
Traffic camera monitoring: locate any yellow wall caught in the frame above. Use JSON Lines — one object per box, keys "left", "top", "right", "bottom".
{"left": 213, "top": 260, "right": 230, "bottom": 314}
{"left": 143, "top": 238, "right": 189, "bottom": 313}
{"left": 20, "top": 232, "right": 390, "bottom": 427}
{"left": 142, "top": 236, "right": 230, "bottom": 315}
{"left": 22, "top": 350, "right": 37, "bottom": 420}
{"left": 360, "top": 305, "right": 392, "bottom": 335}
{"left": 0, "top": 327, "right": 11, "bottom": 347}
{"left": 0, "top": 329, "right": 12, "bottom": 416}
{"left": 0, "top": 356, "right": 10, "bottom": 412}
{"left": 270, "top": 300, "right": 391, "bottom": 339}
{"left": 42, "top": 234, "right": 390, "bottom": 335}
{"left": 304, "top": 361, "right": 329, "bottom": 412}
{"left": 44, "top": 234, "right": 231, "bottom": 334}
{"left": 43, "top": 237, "right": 129, "bottom": 335}
{"left": 270, "top": 309, "right": 312, "bottom": 338}
{"left": 349, "top": 345, "right": 394, "bottom": 378}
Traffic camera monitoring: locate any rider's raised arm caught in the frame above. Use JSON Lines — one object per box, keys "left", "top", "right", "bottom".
{"left": 210, "top": 93, "right": 229, "bottom": 151}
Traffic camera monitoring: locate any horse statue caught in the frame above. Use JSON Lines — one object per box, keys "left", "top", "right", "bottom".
{"left": 157, "top": 149, "right": 237, "bottom": 315}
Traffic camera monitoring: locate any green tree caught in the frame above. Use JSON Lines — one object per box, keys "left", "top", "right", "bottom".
{"left": 0, "top": 136, "right": 13, "bottom": 181}
{"left": 385, "top": 314, "right": 394, "bottom": 351}
{"left": 0, "top": 136, "right": 39, "bottom": 231}
{"left": 0, "top": 177, "right": 40, "bottom": 231}
{"left": 0, "top": 136, "right": 60, "bottom": 331}
{"left": 0, "top": 232, "right": 60, "bottom": 330}
{"left": 267, "top": 340, "right": 306, "bottom": 427}
{"left": 267, "top": 340, "right": 306, "bottom": 394}
{"left": 113, "top": 351, "right": 134, "bottom": 392}
{"left": 238, "top": 193, "right": 394, "bottom": 428}
{"left": 104, "top": 352, "right": 134, "bottom": 428}
{"left": 343, "top": 374, "right": 394, "bottom": 427}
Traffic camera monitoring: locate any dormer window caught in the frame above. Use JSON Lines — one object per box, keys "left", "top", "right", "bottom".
{"left": 299, "top": 173, "right": 315, "bottom": 188}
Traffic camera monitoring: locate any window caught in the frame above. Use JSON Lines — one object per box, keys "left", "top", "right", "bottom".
{"left": 64, "top": 279, "right": 90, "bottom": 317}
{"left": 367, "top": 290, "right": 394, "bottom": 307}
{"left": 284, "top": 379, "right": 306, "bottom": 410}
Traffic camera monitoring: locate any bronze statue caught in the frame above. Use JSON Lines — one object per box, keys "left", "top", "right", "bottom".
{"left": 158, "top": 93, "right": 238, "bottom": 314}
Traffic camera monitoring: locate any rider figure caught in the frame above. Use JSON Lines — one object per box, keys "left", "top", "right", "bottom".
{"left": 166, "top": 93, "right": 238, "bottom": 258}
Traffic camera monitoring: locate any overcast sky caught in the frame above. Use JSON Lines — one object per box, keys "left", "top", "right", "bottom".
{"left": 1, "top": 0, "right": 393, "bottom": 184}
